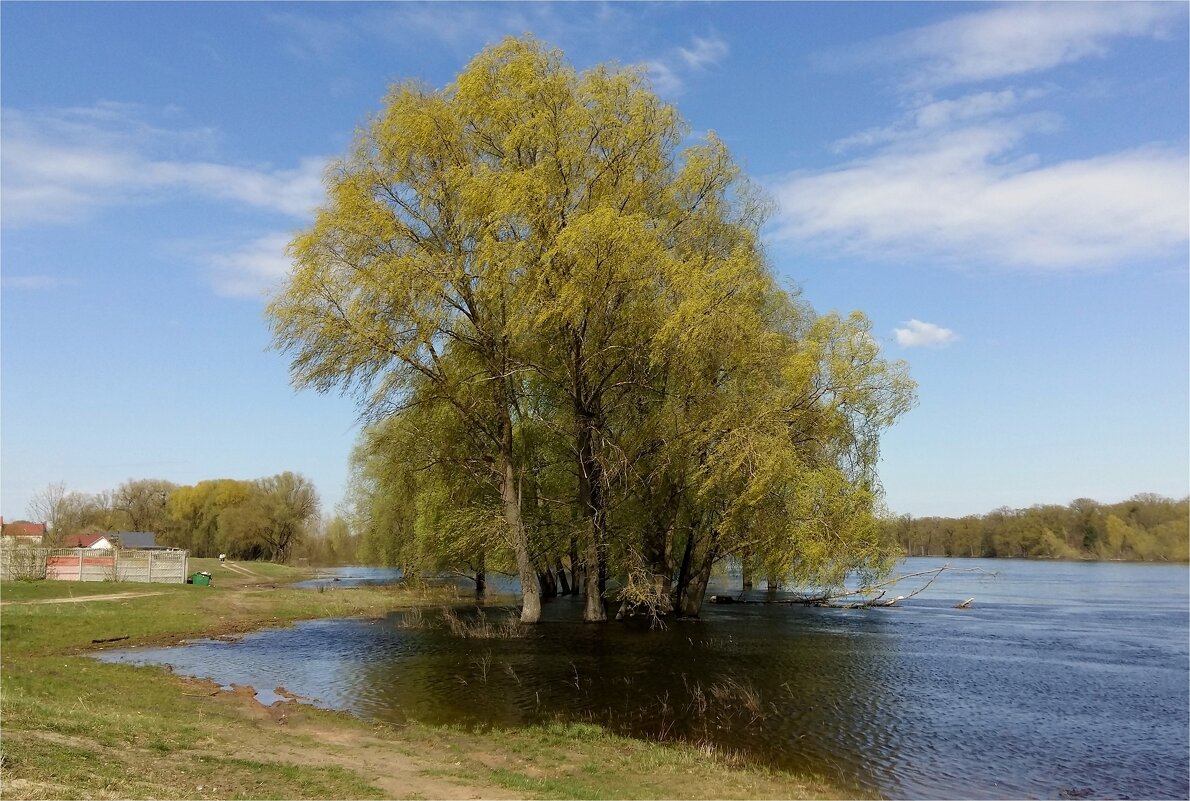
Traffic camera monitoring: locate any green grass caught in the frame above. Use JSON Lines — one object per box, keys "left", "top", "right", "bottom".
{"left": 489, "top": 767, "right": 605, "bottom": 798}
{"left": 0, "top": 579, "right": 183, "bottom": 603}
{"left": 0, "top": 735, "right": 387, "bottom": 800}
{"left": 1, "top": 565, "right": 859, "bottom": 800}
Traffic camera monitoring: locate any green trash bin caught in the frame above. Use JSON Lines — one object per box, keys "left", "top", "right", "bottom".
{"left": 190, "top": 572, "right": 211, "bottom": 587}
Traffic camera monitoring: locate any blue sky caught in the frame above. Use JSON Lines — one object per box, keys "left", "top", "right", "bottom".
{"left": 2, "top": 2, "right": 1187, "bottom": 522}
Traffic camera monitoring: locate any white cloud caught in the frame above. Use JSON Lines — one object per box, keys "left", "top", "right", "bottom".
{"left": 837, "top": 2, "right": 1182, "bottom": 90}
{"left": 894, "top": 320, "right": 958, "bottom": 349}
{"left": 151, "top": 158, "right": 327, "bottom": 218}
{"left": 911, "top": 88, "right": 1047, "bottom": 131}
{"left": 207, "top": 232, "right": 295, "bottom": 300}
{"left": 831, "top": 88, "right": 1046, "bottom": 154}
{"left": 1, "top": 105, "right": 327, "bottom": 228}
{"left": 678, "top": 36, "right": 730, "bottom": 71}
{"left": 643, "top": 59, "right": 684, "bottom": 97}
{"left": 772, "top": 111, "right": 1189, "bottom": 271}
{"left": 791, "top": 4, "right": 1189, "bottom": 273}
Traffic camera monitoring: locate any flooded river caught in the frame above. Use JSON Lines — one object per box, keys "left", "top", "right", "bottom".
{"left": 97, "top": 558, "right": 1189, "bottom": 799}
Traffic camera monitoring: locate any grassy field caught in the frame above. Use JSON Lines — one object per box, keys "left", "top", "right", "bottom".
{"left": 0, "top": 562, "right": 859, "bottom": 800}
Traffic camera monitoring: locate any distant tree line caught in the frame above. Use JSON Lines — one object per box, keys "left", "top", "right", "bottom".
{"left": 24, "top": 473, "right": 339, "bottom": 563}
{"left": 884, "top": 494, "right": 1189, "bottom": 562}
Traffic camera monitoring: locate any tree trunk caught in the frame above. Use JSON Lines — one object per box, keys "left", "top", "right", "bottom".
{"left": 576, "top": 408, "right": 606, "bottom": 623}
{"left": 568, "top": 538, "right": 581, "bottom": 595}
{"left": 476, "top": 549, "right": 486, "bottom": 601}
{"left": 572, "top": 331, "right": 608, "bottom": 623}
{"left": 582, "top": 519, "right": 605, "bottom": 621}
{"left": 498, "top": 412, "right": 540, "bottom": 624}
{"left": 673, "top": 528, "right": 695, "bottom": 614}
{"left": 646, "top": 522, "right": 673, "bottom": 614}
{"left": 538, "top": 566, "right": 558, "bottom": 599}
{"left": 741, "top": 559, "right": 753, "bottom": 591}
{"left": 555, "top": 558, "right": 572, "bottom": 596}
{"left": 678, "top": 544, "right": 718, "bottom": 617}
{"left": 675, "top": 527, "right": 719, "bottom": 618}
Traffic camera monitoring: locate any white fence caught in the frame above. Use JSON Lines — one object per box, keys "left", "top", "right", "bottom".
{"left": 0, "top": 545, "right": 188, "bottom": 584}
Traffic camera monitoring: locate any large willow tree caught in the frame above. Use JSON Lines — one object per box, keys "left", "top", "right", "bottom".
{"left": 269, "top": 36, "right": 915, "bottom": 623}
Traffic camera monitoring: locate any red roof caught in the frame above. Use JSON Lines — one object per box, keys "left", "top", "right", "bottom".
{"left": 2, "top": 520, "right": 47, "bottom": 537}
{"left": 60, "top": 532, "right": 111, "bottom": 548}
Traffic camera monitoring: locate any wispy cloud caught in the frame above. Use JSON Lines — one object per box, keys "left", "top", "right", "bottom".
{"left": 778, "top": 4, "right": 1189, "bottom": 272}
{"left": 270, "top": 2, "right": 639, "bottom": 61}
{"left": 268, "top": 11, "right": 355, "bottom": 61}
{"left": 269, "top": 5, "right": 726, "bottom": 98}
{"left": 828, "top": 2, "right": 1182, "bottom": 90}
{"left": 830, "top": 88, "right": 1049, "bottom": 154}
{"left": 1, "top": 104, "right": 327, "bottom": 228}
{"left": 894, "top": 320, "right": 958, "bottom": 349}
{"left": 1, "top": 275, "right": 78, "bottom": 291}
{"left": 677, "top": 35, "right": 729, "bottom": 71}
{"left": 207, "top": 232, "right": 294, "bottom": 300}
{"left": 771, "top": 124, "right": 1187, "bottom": 271}
{"left": 645, "top": 34, "right": 729, "bottom": 96}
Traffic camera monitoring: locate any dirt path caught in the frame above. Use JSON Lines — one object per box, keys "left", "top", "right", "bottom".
{"left": 0, "top": 591, "right": 166, "bottom": 606}
{"left": 221, "top": 561, "right": 259, "bottom": 578}
{"left": 216, "top": 682, "right": 523, "bottom": 799}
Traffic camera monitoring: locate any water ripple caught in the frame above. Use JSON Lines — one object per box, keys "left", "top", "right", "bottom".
{"left": 96, "top": 559, "right": 1189, "bottom": 799}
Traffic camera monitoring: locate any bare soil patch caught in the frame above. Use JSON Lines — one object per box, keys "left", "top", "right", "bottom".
{"left": 181, "top": 677, "right": 523, "bottom": 799}
{"left": 0, "top": 591, "right": 166, "bottom": 606}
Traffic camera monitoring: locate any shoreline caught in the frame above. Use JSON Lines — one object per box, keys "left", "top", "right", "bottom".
{"left": 1, "top": 559, "right": 860, "bottom": 800}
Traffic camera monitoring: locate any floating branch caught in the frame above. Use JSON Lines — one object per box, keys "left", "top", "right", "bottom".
{"left": 771, "top": 565, "right": 995, "bottom": 609}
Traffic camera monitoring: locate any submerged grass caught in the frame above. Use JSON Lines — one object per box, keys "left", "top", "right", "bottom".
{"left": 440, "top": 605, "right": 526, "bottom": 639}
{"left": 0, "top": 565, "right": 862, "bottom": 800}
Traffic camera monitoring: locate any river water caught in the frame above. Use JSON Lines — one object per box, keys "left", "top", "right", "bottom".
{"left": 97, "top": 558, "right": 1189, "bottom": 799}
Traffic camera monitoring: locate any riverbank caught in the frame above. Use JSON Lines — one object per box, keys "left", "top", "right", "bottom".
{"left": 0, "top": 560, "right": 855, "bottom": 800}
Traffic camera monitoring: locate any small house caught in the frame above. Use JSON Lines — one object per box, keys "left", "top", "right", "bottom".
{"left": 60, "top": 531, "right": 116, "bottom": 549}
{"left": 0, "top": 518, "right": 47, "bottom": 545}
{"left": 116, "top": 531, "right": 159, "bottom": 549}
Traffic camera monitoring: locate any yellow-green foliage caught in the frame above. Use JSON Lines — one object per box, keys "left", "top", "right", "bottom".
{"left": 271, "top": 36, "right": 917, "bottom": 616}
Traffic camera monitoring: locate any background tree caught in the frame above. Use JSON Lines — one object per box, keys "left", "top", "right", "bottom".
{"left": 39, "top": 488, "right": 123, "bottom": 538}
{"left": 886, "top": 494, "right": 1188, "bottom": 562}
{"left": 347, "top": 382, "right": 511, "bottom": 597}
{"left": 112, "top": 478, "right": 176, "bottom": 534}
{"left": 164, "top": 479, "right": 253, "bottom": 556}
{"left": 253, "top": 472, "right": 319, "bottom": 563}
{"left": 26, "top": 481, "right": 68, "bottom": 542}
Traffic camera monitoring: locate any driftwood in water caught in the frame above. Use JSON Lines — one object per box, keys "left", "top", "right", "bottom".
{"left": 731, "top": 565, "right": 993, "bottom": 609}
{"left": 709, "top": 595, "right": 753, "bottom": 605}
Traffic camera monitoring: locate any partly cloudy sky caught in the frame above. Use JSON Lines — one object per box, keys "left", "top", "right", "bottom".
{"left": 3, "top": 2, "right": 1186, "bottom": 519}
